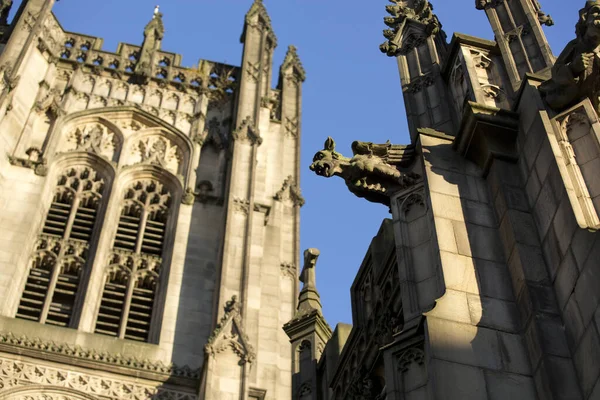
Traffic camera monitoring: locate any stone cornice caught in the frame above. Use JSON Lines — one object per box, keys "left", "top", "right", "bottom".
{"left": 0, "top": 332, "right": 200, "bottom": 381}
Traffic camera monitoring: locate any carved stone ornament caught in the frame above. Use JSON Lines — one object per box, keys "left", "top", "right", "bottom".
{"left": 66, "top": 124, "right": 118, "bottom": 160}
{"left": 380, "top": 0, "right": 442, "bottom": 57}
{"left": 132, "top": 136, "right": 182, "bottom": 173}
{"left": 0, "top": 332, "right": 200, "bottom": 378}
{"left": 232, "top": 116, "right": 262, "bottom": 146}
{"left": 541, "top": 1, "right": 600, "bottom": 113}
{"left": 397, "top": 347, "right": 425, "bottom": 372}
{"left": 204, "top": 296, "right": 256, "bottom": 365}
{"left": 8, "top": 147, "right": 47, "bottom": 176}
{"left": 274, "top": 175, "right": 305, "bottom": 207}
{"left": 310, "top": 137, "right": 420, "bottom": 206}
{"left": 0, "top": 356, "right": 198, "bottom": 400}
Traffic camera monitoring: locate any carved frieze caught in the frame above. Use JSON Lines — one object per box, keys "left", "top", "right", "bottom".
{"left": 310, "top": 137, "right": 419, "bottom": 206}
{"left": 280, "top": 262, "right": 297, "bottom": 279}
{"left": 0, "top": 333, "right": 199, "bottom": 379}
{"left": 233, "top": 197, "right": 250, "bottom": 215}
{"left": 0, "top": 356, "right": 198, "bottom": 400}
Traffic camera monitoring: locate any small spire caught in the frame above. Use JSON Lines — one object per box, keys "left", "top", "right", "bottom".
{"left": 281, "top": 45, "right": 306, "bottom": 82}
{"left": 296, "top": 248, "right": 323, "bottom": 317}
{"left": 242, "top": 0, "right": 277, "bottom": 45}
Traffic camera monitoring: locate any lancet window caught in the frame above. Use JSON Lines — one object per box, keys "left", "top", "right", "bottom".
{"left": 16, "top": 166, "right": 105, "bottom": 327}
{"left": 94, "top": 180, "right": 171, "bottom": 342}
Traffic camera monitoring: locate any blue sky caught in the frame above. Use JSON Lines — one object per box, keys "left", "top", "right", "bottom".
{"left": 14, "top": 0, "right": 583, "bottom": 327}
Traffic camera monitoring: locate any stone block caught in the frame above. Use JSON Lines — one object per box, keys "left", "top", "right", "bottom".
{"left": 529, "top": 283, "right": 560, "bottom": 316}
{"left": 467, "top": 294, "right": 519, "bottom": 333}
{"left": 580, "top": 158, "right": 600, "bottom": 198}
{"left": 435, "top": 218, "right": 458, "bottom": 254}
{"left": 541, "top": 227, "right": 562, "bottom": 282}
{"left": 554, "top": 250, "right": 579, "bottom": 311}
{"left": 439, "top": 252, "right": 478, "bottom": 295}
{"left": 476, "top": 259, "right": 515, "bottom": 301}
{"left": 538, "top": 354, "right": 584, "bottom": 400}
{"left": 574, "top": 263, "right": 600, "bottom": 326}
{"left": 533, "top": 180, "right": 559, "bottom": 241}
{"left": 484, "top": 370, "right": 537, "bottom": 400}
{"left": 574, "top": 322, "right": 600, "bottom": 398}
{"left": 412, "top": 242, "right": 435, "bottom": 283}
{"left": 427, "top": 289, "right": 472, "bottom": 324}
{"left": 552, "top": 197, "right": 578, "bottom": 258}
{"left": 431, "top": 359, "right": 488, "bottom": 400}
{"left": 430, "top": 192, "right": 465, "bottom": 222}
{"left": 509, "top": 244, "right": 548, "bottom": 284}
{"left": 498, "top": 331, "right": 533, "bottom": 375}
{"left": 563, "top": 295, "right": 586, "bottom": 352}
{"left": 464, "top": 200, "right": 497, "bottom": 228}
{"left": 525, "top": 168, "right": 541, "bottom": 209}
{"left": 428, "top": 317, "right": 502, "bottom": 370}
{"left": 534, "top": 139, "right": 554, "bottom": 185}
{"left": 465, "top": 223, "right": 506, "bottom": 263}
{"left": 536, "top": 315, "right": 571, "bottom": 358}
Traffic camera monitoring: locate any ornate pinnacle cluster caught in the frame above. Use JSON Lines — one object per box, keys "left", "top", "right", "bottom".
{"left": 379, "top": 0, "right": 442, "bottom": 57}
{"left": 243, "top": 0, "right": 277, "bottom": 45}
{"left": 281, "top": 45, "right": 306, "bottom": 81}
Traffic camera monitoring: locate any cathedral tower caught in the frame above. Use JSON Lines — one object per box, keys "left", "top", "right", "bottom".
{"left": 0, "top": 1, "right": 303, "bottom": 399}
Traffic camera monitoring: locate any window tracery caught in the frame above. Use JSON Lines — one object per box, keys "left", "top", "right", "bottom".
{"left": 16, "top": 166, "right": 105, "bottom": 328}
{"left": 94, "top": 180, "right": 172, "bottom": 342}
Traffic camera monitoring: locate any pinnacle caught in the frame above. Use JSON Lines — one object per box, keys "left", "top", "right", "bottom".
{"left": 281, "top": 45, "right": 306, "bottom": 81}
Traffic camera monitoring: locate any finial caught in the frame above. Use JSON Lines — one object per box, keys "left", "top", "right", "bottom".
{"left": 153, "top": 5, "right": 160, "bottom": 19}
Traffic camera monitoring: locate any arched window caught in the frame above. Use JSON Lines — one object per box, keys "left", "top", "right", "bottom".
{"left": 94, "top": 179, "right": 171, "bottom": 342}
{"left": 16, "top": 166, "right": 105, "bottom": 327}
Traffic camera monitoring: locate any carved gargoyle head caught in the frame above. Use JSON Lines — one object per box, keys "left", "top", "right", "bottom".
{"left": 310, "top": 137, "right": 421, "bottom": 207}
{"left": 577, "top": 1, "right": 600, "bottom": 41}
{"left": 309, "top": 137, "right": 349, "bottom": 178}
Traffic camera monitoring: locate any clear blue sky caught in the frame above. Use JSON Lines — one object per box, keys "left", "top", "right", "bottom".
{"left": 12, "top": 0, "right": 583, "bottom": 327}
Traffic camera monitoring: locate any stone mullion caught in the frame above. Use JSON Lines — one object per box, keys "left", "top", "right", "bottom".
{"left": 118, "top": 268, "right": 137, "bottom": 340}
{"left": 39, "top": 239, "right": 67, "bottom": 324}
{"left": 134, "top": 209, "right": 149, "bottom": 255}
{"left": 40, "top": 189, "right": 81, "bottom": 324}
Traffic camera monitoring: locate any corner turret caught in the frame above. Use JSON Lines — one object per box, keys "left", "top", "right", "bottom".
{"left": 284, "top": 249, "right": 332, "bottom": 400}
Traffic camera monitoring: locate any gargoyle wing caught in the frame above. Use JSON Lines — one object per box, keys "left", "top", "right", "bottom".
{"left": 351, "top": 140, "right": 415, "bottom": 167}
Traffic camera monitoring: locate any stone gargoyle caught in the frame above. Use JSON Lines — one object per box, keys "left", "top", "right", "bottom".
{"left": 541, "top": 1, "right": 600, "bottom": 113}
{"left": 309, "top": 137, "right": 420, "bottom": 206}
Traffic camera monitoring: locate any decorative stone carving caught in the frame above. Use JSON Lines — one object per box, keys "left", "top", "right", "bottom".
{"left": 195, "top": 117, "right": 228, "bottom": 149}
{"left": 284, "top": 116, "right": 299, "bottom": 137}
{"left": 132, "top": 136, "right": 182, "bottom": 173}
{"left": 0, "top": 333, "right": 199, "bottom": 379}
{"left": 380, "top": 0, "right": 442, "bottom": 57}
{"left": 310, "top": 137, "right": 420, "bottom": 206}
{"left": 8, "top": 148, "right": 47, "bottom": 176}
{"left": 404, "top": 73, "right": 434, "bottom": 93}
{"left": 274, "top": 176, "right": 305, "bottom": 207}
{"left": 66, "top": 124, "right": 118, "bottom": 160}
{"left": 397, "top": 347, "right": 425, "bottom": 372}
{"left": 0, "top": 356, "right": 198, "bottom": 400}
{"left": 281, "top": 45, "right": 306, "bottom": 82}
{"left": 0, "top": 0, "right": 13, "bottom": 25}
{"left": 232, "top": 117, "right": 262, "bottom": 145}
{"left": 233, "top": 197, "right": 250, "bottom": 215}
{"left": 204, "top": 296, "right": 256, "bottom": 365}
{"left": 280, "top": 262, "right": 297, "bottom": 279}
{"left": 541, "top": 1, "right": 600, "bottom": 113}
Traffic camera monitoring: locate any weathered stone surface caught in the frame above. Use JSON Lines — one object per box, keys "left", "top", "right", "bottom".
{"left": 484, "top": 370, "right": 537, "bottom": 400}
{"left": 431, "top": 359, "right": 488, "bottom": 400}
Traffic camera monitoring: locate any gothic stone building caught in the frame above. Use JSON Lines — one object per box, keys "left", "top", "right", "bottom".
{"left": 286, "top": 0, "right": 600, "bottom": 399}
{"left": 0, "top": 0, "right": 306, "bottom": 399}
